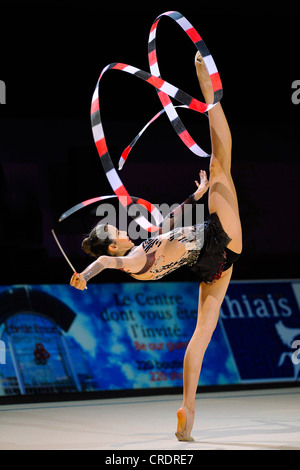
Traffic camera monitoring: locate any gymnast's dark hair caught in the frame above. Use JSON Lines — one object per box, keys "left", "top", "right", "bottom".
{"left": 82, "top": 223, "right": 114, "bottom": 258}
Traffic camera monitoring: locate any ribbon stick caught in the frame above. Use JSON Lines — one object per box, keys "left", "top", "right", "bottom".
{"left": 51, "top": 229, "right": 77, "bottom": 272}
{"left": 51, "top": 229, "right": 88, "bottom": 289}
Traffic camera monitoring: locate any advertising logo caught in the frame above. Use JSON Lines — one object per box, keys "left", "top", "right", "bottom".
{"left": 276, "top": 322, "right": 300, "bottom": 378}
{"left": 220, "top": 282, "right": 300, "bottom": 382}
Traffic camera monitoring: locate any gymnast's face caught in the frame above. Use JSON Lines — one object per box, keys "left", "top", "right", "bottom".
{"left": 106, "top": 225, "right": 134, "bottom": 256}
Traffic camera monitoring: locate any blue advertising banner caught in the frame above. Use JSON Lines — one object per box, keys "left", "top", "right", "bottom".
{"left": 219, "top": 281, "right": 300, "bottom": 383}
{"left": 0, "top": 280, "right": 299, "bottom": 397}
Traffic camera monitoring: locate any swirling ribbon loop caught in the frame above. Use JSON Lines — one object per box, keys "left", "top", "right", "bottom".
{"left": 60, "top": 11, "right": 222, "bottom": 233}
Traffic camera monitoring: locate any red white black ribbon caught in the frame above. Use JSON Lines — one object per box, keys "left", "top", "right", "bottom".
{"left": 59, "top": 11, "right": 222, "bottom": 233}
{"left": 59, "top": 195, "right": 163, "bottom": 227}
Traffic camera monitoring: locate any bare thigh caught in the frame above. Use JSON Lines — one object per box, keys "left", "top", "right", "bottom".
{"left": 208, "top": 155, "right": 242, "bottom": 254}
{"left": 197, "top": 266, "right": 232, "bottom": 332}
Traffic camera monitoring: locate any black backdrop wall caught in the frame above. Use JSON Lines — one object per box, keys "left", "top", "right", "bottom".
{"left": 0, "top": 2, "right": 299, "bottom": 285}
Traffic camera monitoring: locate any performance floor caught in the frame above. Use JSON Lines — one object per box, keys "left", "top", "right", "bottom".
{"left": 0, "top": 388, "right": 299, "bottom": 450}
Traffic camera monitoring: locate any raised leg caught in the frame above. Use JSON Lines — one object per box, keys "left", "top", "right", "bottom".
{"left": 195, "top": 52, "right": 242, "bottom": 254}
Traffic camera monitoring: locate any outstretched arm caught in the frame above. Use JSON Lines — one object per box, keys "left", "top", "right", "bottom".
{"left": 159, "top": 170, "right": 209, "bottom": 234}
{"left": 70, "top": 250, "right": 145, "bottom": 290}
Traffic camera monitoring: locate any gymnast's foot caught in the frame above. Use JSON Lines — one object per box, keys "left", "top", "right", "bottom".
{"left": 175, "top": 406, "right": 195, "bottom": 442}
{"left": 195, "top": 51, "right": 214, "bottom": 104}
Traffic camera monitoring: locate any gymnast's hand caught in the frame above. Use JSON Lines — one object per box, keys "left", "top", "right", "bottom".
{"left": 193, "top": 170, "right": 209, "bottom": 201}
{"left": 70, "top": 272, "right": 87, "bottom": 291}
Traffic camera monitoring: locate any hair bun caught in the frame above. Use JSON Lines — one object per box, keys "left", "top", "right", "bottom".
{"left": 82, "top": 237, "right": 92, "bottom": 254}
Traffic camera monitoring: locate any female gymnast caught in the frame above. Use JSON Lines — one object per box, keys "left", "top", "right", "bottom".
{"left": 70, "top": 52, "right": 242, "bottom": 441}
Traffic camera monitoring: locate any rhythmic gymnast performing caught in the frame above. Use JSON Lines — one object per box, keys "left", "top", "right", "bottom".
{"left": 69, "top": 48, "right": 242, "bottom": 440}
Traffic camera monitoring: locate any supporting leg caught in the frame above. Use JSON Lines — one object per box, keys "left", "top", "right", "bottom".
{"left": 176, "top": 268, "right": 232, "bottom": 440}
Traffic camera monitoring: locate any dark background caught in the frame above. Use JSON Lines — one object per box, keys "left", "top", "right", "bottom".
{"left": 0, "top": 2, "right": 299, "bottom": 285}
